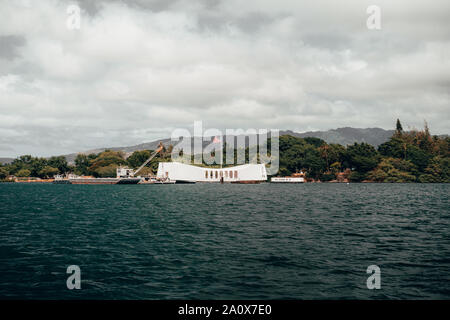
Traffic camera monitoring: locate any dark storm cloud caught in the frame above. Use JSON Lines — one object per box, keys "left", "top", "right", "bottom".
{"left": 0, "top": 35, "right": 25, "bottom": 60}
{"left": 302, "top": 33, "right": 352, "bottom": 50}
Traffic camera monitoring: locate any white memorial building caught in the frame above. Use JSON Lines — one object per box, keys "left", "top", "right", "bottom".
{"left": 156, "top": 162, "right": 267, "bottom": 183}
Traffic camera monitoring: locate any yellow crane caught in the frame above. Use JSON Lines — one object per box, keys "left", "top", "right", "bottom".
{"left": 133, "top": 142, "right": 164, "bottom": 177}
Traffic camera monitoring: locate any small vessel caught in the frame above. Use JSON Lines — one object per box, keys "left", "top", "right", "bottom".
{"left": 230, "top": 180, "right": 261, "bottom": 184}
{"left": 69, "top": 177, "right": 141, "bottom": 184}
{"left": 174, "top": 180, "right": 196, "bottom": 184}
{"left": 139, "top": 177, "right": 195, "bottom": 184}
{"left": 52, "top": 175, "right": 71, "bottom": 184}
{"left": 53, "top": 173, "right": 140, "bottom": 185}
{"left": 139, "top": 177, "right": 176, "bottom": 184}
{"left": 271, "top": 172, "right": 306, "bottom": 183}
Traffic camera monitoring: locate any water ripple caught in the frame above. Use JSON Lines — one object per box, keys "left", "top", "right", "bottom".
{"left": 0, "top": 183, "right": 449, "bottom": 299}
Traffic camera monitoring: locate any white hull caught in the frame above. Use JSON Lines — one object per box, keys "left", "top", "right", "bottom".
{"left": 157, "top": 162, "right": 267, "bottom": 183}
{"left": 271, "top": 177, "right": 305, "bottom": 183}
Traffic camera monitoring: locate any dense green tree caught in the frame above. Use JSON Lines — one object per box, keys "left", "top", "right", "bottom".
{"left": 277, "top": 136, "right": 329, "bottom": 178}
{"left": 30, "top": 158, "right": 47, "bottom": 177}
{"left": 16, "top": 155, "right": 33, "bottom": 165}
{"left": 279, "top": 135, "right": 306, "bottom": 153}
{"left": 328, "top": 144, "right": 347, "bottom": 165}
{"left": 378, "top": 137, "right": 407, "bottom": 159}
{"left": 303, "top": 146, "right": 326, "bottom": 179}
{"left": 278, "top": 166, "right": 291, "bottom": 177}
{"left": 47, "top": 156, "right": 69, "bottom": 174}
{"left": 396, "top": 119, "right": 403, "bottom": 133}
{"left": 344, "top": 143, "right": 380, "bottom": 181}
{"left": 318, "top": 143, "right": 347, "bottom": 171}
{"left": 330, "top": 161, "right": 342, "bottom": 174}
{"left": 405, "top": 145, "right": 432, "bottom": 172}
{"left": 0, "top": 167, "right": 9, "bottom": 179}
{"left": 368, "top": 158, "right": 417, "bottom": 182}
{"left": 346, "top": 143, "right": 380, "bottom": 173}
{"left": 127, "top": 150, "right": 151, "bottom": 169}
{"left": 379, "top": 122, "right": 436, "bottom": 173}
{"left": 8, "top": 155, "right": 33, "bottom": 176}
{"left": 419, "top": 156, "right": 450, "bottom": 183}
{"left": 435, "top": 137, "right": 449, "bottom": 157}
{"left": 320, "top": 172, "right": 336, "bottom": 182}
{"left": 278, "top": 136, "right": 307, "bottom": 175}
{"left": 88, "top": 150, "right": 126, "bottom": 177}
{"left": 348, "top": 171, "right": 366, "bottom": 182}
{"left": 95, "top": 164, "right": 118, "bottom": 178}
{"left": 39, "top": 166, "right": 59, "bottom": 178}
{"left": 318, "top": 145, "right": 330, "bottom": 170}
{"left": 303, "top": 137, "right": 326, "bottom": 148}
{"left": 74, "top": 154, "right": 90, "bottom": 175}
{"left": 16, "top": 169, "right": 31, "bottom": 177}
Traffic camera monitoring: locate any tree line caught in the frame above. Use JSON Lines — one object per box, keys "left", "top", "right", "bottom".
{"left": 276, "top": 120, "right": 449, "bottom": 182}
{"left": 0, "top": 148, "right": 172, "bottom": 180}
{"left": 1, "top": 120, "right": 448, "bottom": 182}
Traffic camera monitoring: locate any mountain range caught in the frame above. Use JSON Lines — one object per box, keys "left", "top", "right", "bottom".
{"left": 1, "top": 127, "right": 398, "bottom": 164}
{"left": 62, "top": 127, "right": 396, "bottom": 163}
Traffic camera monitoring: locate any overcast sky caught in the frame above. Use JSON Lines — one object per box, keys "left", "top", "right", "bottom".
{"left": 0, "top": 0, "right": 449, "bottom": 157}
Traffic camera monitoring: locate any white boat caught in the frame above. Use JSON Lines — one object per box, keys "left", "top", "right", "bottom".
{"left": 271, "top": 172, "right": 305, "bottom": 183}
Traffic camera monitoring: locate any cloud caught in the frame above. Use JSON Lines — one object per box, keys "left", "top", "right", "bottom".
{"left": 0, "top": 35, "right": 26, "bottom": 60}
{"left": 0, "top": 0, "right": 449, "bottom": 157}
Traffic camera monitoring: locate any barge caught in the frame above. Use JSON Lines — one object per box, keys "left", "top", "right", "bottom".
{"left": 53, "top": 172, "right": 141, "bottom": 185}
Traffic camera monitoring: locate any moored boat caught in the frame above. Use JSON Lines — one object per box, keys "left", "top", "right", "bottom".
{"left": 271, "top": 172, "right": 306, "bottom": 183}
{"left": 230, "top": 180, "right": 262, "bottom": 184}
{"left": 139, "top": 177, "right": 176, "bottom": 184}
{"left": 53, "top": 174, "right": 141, "bottom": 185}
{"left": 68, "top": 177, "right": 141, "bottom": 184}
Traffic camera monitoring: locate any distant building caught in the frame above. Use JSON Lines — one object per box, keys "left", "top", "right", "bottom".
{"left": 116, "top": 167, "right": 135, "bottom": 178}
{"left": 156, "top": 162, "right": 267, "bottom": 183}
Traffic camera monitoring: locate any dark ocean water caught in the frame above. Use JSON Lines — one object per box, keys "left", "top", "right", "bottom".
{"left": 0, "top": 183, "right": 449, "bottom": 299}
